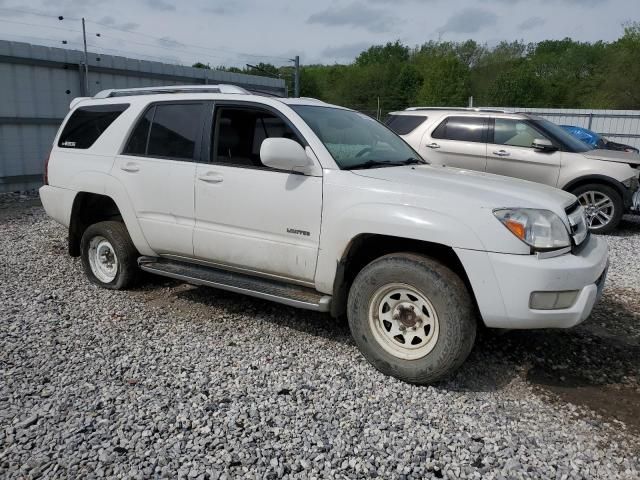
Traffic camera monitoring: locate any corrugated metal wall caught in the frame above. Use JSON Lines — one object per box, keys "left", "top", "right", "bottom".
{"left": 507, "top": 107, "right": 640, "bottom": 149}
{"left": 0, "top": 40, "right": 286, "bottom": 193}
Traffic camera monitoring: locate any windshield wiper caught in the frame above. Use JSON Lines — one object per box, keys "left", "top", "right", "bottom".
{"left": 347, "top": 157, "right": 427, "bottom": 170}
{"left": 402, "top": 157, "right": 428, "bottom": 165}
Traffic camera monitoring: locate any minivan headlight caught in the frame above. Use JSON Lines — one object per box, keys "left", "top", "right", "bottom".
{"left": 493, "top": 208, "right": 570, "bottom": 251}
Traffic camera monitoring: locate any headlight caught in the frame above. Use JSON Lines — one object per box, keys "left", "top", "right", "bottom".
{"left": 493, "top": 208, "right": 570, "bottom": 251}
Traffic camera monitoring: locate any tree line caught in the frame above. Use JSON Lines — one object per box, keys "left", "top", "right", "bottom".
{"left": 195, "top": 23, "right": 640, "bottom": 115}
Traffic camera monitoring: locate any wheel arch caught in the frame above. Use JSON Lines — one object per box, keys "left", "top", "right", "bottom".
{"left": 329, "top": 233, "right": 479, "bottom": 319}
{"left": 562, "top": 175, "right": 627, "bottom": 200}
{"left": 68, "top": 190, "right": 153, "bottom": 257}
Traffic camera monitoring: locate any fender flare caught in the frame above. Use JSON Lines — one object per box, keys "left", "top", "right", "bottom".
{"left": 68, "top": 171, "right": 155, "bottom": 256}
{"left": 315, "top": 203, "right": 485, "bottom": 294}
{"left": 562, "top": 174, "right": 630, "bottom": 206}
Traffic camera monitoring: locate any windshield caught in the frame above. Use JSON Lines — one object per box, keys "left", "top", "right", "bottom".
{"left": 533, "top": 118, "right": 594, "bottom": 153}
{"left": 291, "top": 105, "right": 424, "bottom": 169}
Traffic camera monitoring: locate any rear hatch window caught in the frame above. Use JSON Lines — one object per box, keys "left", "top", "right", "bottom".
{"left": 58, "top": 104, "right": 129, "bottom": 149}
{"left": 385, "top": 114, "right": 427, "bottom": 135}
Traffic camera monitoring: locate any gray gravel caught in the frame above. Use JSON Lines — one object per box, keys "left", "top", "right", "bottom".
{"left": 1, "top": 192, "right": 639, "bottom": 479}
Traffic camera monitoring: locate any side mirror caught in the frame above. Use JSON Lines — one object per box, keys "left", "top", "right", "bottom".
{"left": 260, "top": 138, "right": 314, "bottom": 174}
{"left": 532, "top": 138, "right": 558, "bottom": 151}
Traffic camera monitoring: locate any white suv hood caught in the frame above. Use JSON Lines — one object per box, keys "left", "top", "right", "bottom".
{"left": 352, "top": 164, "right": 576, "bottom": 214}
{"left": 582, "top": 148, "right": 640, "bottom": 165}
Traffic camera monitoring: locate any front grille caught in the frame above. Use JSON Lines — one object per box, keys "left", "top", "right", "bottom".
{"left": 566, "top": 202, "right": 589, "bottom": 250}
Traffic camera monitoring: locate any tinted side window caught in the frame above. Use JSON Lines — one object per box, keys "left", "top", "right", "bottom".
{"left": 147, "top": 104, "right": 203, "bottom": 159}
{"left": 432, "top": 116, "right": 485, "bottom": 143}
{"left": 124, "top": 107, "right": 154, "bottom": 155}
{"left": 493, "top": 119, "right": 544, "bottom": 148}
{"left": 58, "top": 104, "right": 129, "bottom": 149}
{"left": 385, "top": 115, "right": 428, "bottom": 135}
{"left": 212, "top": 107, "right": 302, "bottom": 168}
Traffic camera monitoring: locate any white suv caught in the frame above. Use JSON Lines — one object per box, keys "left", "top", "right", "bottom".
{"left": 40, "top": 85, "right": 608, "bottom": 384}
{"left": 386, "top": 108, "right": 640, "bottom": 233}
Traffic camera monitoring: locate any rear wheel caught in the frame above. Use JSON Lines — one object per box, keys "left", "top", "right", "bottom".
{"left": 572, "top": 183, "right": 623, "bottom": 234}
{"left": 80, "top": 221, "right": 139, "bottom": 289}
{"left": 347, "top": 253, "right": 476, "bottom": 384}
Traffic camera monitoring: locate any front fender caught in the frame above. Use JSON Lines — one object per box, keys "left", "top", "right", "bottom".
{"left": 315, "top": 202, "right": 485, "bottom": 293}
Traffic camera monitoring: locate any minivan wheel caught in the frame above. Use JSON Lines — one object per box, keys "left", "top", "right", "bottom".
{"left": 80, "top": 221, "right": 138, "bottom": 289}
{"left": 347, "top": 253, "right": 476, "bottom": 384}
{"left": 572, "top": 183, "right": 623, "bottom": 234}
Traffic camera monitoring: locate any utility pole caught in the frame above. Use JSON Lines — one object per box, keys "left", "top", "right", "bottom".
{"left": 81, "top": 17, "right": 89, "bottom": 95}
{"left": 293, "top": 55, "right": 300, "bottom": 98}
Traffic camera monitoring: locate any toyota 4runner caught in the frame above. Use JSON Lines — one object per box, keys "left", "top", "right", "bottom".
{"left": 40, "top": 85, "right": 609, "bottom": 384}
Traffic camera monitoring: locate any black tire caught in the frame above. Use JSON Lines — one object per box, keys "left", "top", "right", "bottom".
{"left": 571, "top": 183, "right": 623, "bottom": 234}
{"left": 80, "top": 221, "right": 139, "bottom": 290}
{"left": 347, "top": 253, "right": 476, "bottom": 384}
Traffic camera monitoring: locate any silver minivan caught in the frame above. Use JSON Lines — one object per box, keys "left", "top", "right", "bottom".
{"left": 387, "top": 108, "right": 640, "bottom": 233}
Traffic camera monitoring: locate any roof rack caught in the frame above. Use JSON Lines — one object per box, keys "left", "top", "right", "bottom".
{"left": 404, "top": 107, "right": 512, "bottom": 113}
{"left": 93, "top": 84, "right": 250, "bottom": 99}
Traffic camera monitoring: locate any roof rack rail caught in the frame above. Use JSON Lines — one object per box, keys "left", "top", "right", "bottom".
{"left": 404, "top": 107, "right": 512, "bottom": 113}
{"left": 93, "top": 84, "right": 250, "bottom": 99}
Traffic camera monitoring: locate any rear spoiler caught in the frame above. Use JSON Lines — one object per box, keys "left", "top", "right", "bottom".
{"left": 69, "top": 97, "right": 91, "bottom": 110}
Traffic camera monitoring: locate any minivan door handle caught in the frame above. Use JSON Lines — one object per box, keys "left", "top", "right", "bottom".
{"left": 426, "top": 142, "right": 440, "bottom": 149}
{"left": 493, "top": 150, "right": 511, "bottom": 157}
{"left": 120, "top": 162, "right": 140, "bottom": 173}
{"left": 198, "top": 172, "right": 224, "bottom": 184}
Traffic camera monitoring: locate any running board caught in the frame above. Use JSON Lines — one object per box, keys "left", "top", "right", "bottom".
{"left": 138, "top": 257, "right": 331, "bottom": 312}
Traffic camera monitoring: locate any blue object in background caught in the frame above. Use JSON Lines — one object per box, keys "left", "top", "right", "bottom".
{"left": 560, "top": 125, "right": 639, "bottom": 153}
{"left": 559, "top": 125, "right": 601, "bottom": 148}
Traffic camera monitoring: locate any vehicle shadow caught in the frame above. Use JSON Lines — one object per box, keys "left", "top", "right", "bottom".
{"left": 168, "top": 283, "right": 355, "bottom": 346}
{"left": 138, "top": 278, "right": 640, "bottom": 429}
{"left": 608, "top": 214, "right": 640, "bottom": 237}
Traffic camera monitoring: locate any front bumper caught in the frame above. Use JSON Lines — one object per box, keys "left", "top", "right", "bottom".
{"left": 455, "top": 235, "right": 609, "bottom": 329}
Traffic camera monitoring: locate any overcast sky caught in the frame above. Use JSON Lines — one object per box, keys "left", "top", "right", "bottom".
{"left": 0, "top": 0, "right": 638, "bottom": 67}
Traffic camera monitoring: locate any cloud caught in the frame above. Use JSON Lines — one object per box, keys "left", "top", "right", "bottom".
{"left": 307, "top": 2, "right": 398, "bottom": 33}
{"left": 98, "top": 16, "right": 139, "bottom": 31}
{"left": 518, "top": 16, "right": 546, "bottom": 31}
{"left": 322, "top": 42, "right": 372, "bottom": 61}
{"left": 145, "top": 0, "right": 176, "bottom": 12}
{"left": 202, "top": 1, "right": 250, "bottom": 15}
{"left": 157, "top": 36, "right": 183, "bottom": 48}
{"left": 439, "top": 8, "right": 498, "bottom": 34}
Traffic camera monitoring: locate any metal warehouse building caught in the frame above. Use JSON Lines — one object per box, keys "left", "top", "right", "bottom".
{"left": 0, "top": 40, "right": 286, "bottom": 193}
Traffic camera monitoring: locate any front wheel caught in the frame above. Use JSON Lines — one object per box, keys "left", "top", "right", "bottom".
{"left": 572, "top": 183, "right": 623, "bottom": 234}
{"left": 347, "top": 253, "right": 476, "bottom": 384}
{"left": 80, "top": 221, "right": 139, "bottom": 290}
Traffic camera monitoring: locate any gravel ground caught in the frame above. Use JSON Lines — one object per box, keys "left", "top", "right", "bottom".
{"left": 1, "top": 191, "right": 639, "bottom": 479}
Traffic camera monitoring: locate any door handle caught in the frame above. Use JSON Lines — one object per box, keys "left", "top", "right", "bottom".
{"left": 493, "top": 150, "right": 511, "bottom": 157}
{"left": 198, "top": 173, "right": 224, "bottom": 184}
{"left": 426, "top": 142, "right": 440, "bottom": 149}
{"left": 120, "top": 162, "right": 140, "bottom": 173}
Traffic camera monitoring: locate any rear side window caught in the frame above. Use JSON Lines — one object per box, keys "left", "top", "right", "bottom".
{"left": 124, "top": 103, "right": 205, "bottom": 160}
{"left": 58, "top": 104, "right": 129, "bottom": 149}
{"left": 385, "top": 115, "right": 427, "bottom": 135}
{"left": 432, "top": 116, "right": 486, "bottom": 143}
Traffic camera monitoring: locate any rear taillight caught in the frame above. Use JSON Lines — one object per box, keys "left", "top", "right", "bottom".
{"left": 43, "top": 151, "right": 51, "bottom": 185}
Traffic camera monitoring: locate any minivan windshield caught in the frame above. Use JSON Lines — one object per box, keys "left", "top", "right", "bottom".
{"left": 532, "top": 118, "right": 594, "bottom": 153}
{"left": 291, "top": 105, "right": 425, "bottom": 170}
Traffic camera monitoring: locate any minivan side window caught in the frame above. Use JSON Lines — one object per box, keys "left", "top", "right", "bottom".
{"left": 211, "top": 106, "right": 302, "bottom": 168}
{"left": 493, "top": 118, "right": 545, "bottom": 148}
{"left": 431, "top": 116, "right": 486, "bottom": 143}
{"left": 124, "top": 103, "right": 205, "bottom": 160}
{"left": 58, "top": 104, "right": 129, "bottom": 149}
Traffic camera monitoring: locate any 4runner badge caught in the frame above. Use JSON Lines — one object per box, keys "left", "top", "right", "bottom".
{"left": 287, "top": 228, "right": 310, "bottom": 237}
